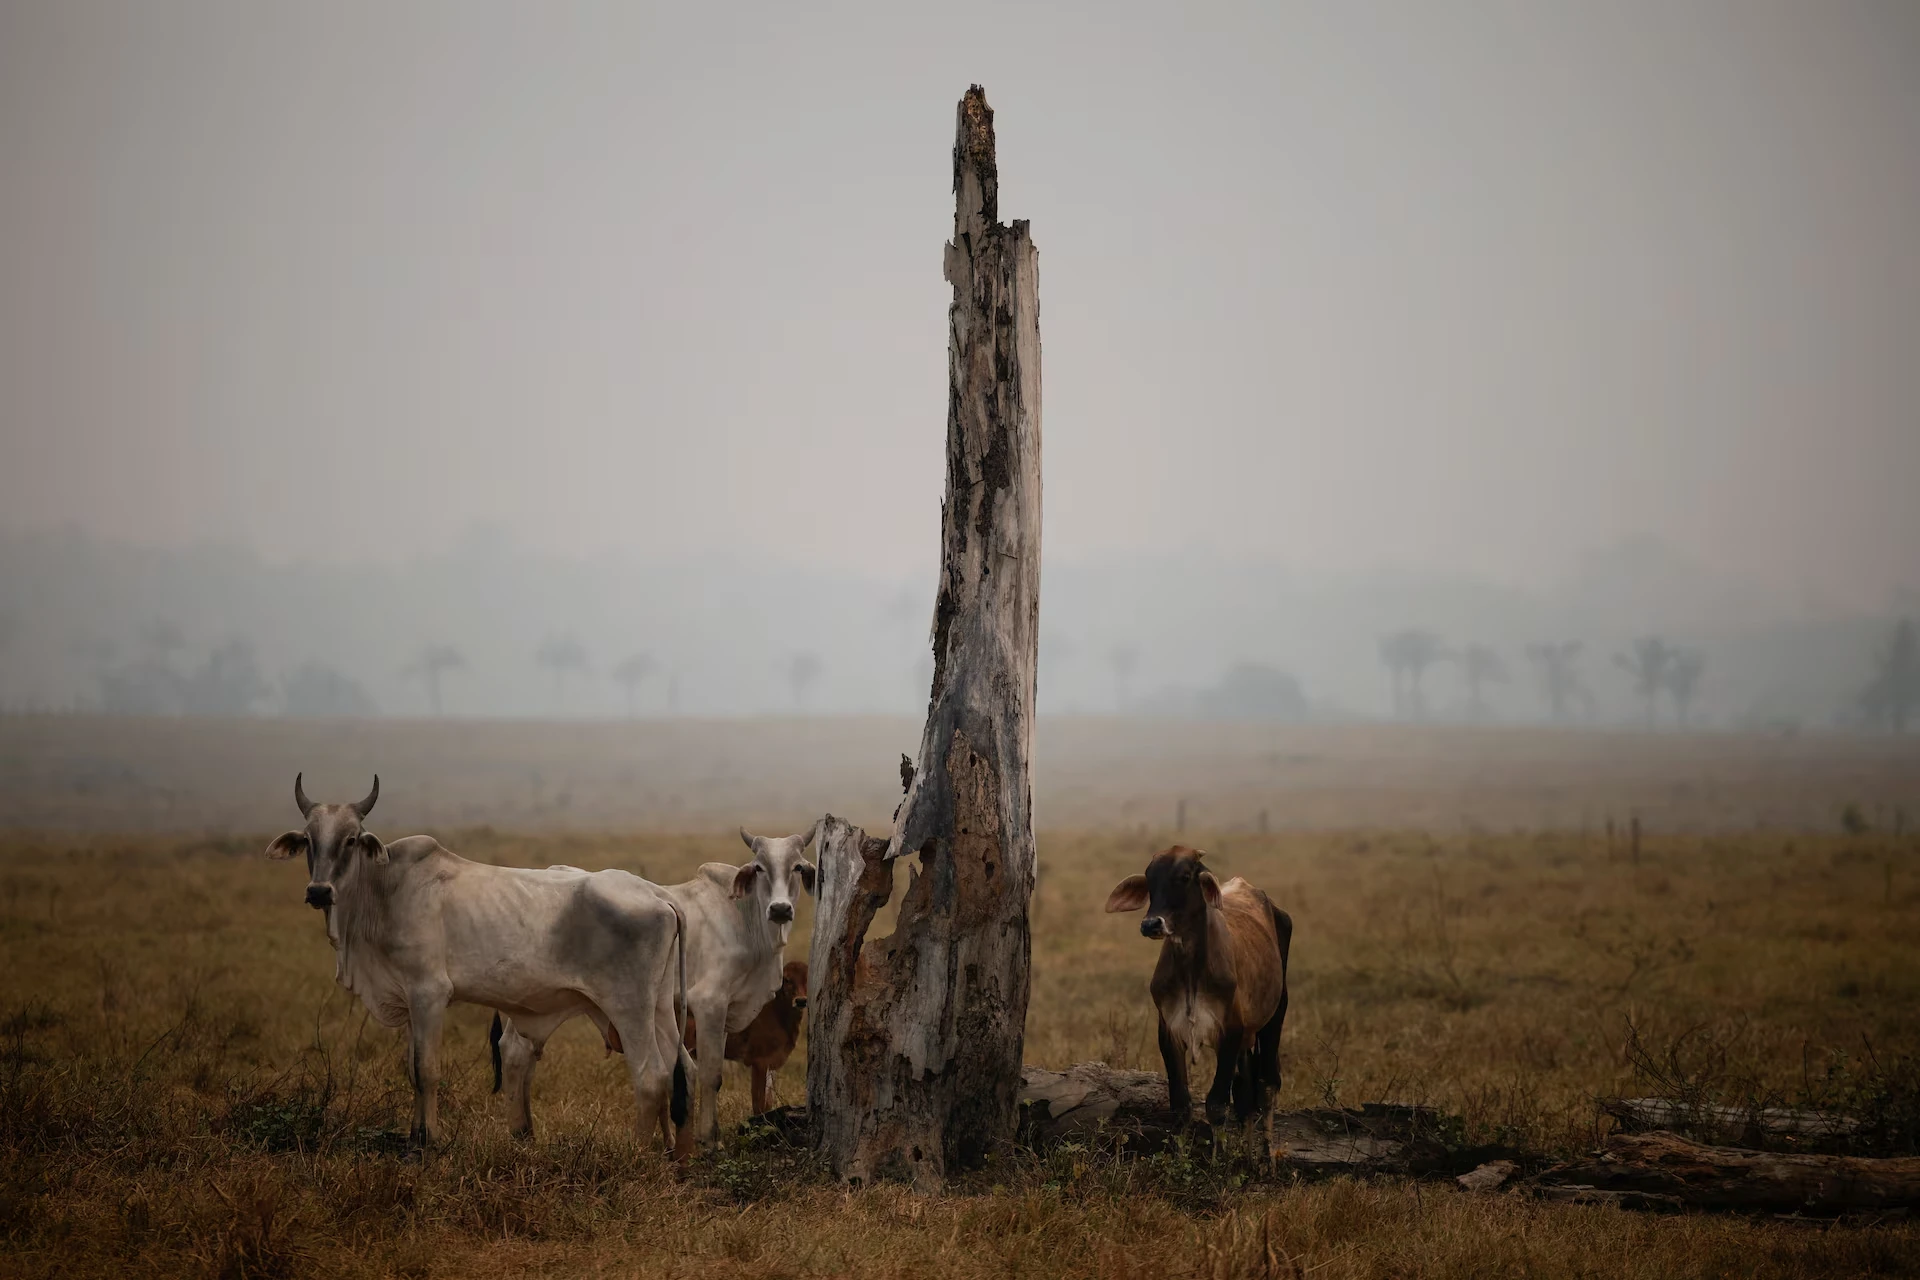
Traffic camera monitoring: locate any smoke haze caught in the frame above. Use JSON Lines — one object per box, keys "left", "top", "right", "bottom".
{"left": 2, "top": 1, "right": 1916, "bottom": 721}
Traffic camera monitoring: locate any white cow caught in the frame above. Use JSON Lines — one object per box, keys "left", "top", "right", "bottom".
{"left": 659, "top": 827, "right": 817, "bottom": 1154}
{"left": 266, "top": 775, "right": 694, "bottom": 1149}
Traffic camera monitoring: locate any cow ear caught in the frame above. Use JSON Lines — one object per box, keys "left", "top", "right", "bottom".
{"left": 1198, "top": 871, "right": 1223, "bottom": 908}
{"left": 795, "top": 860, "right": 817, "bottom": 896}
{"left": 1104, "top": 874, "right": 1149, "bottom": 914}
{"left": 358, "top": 832, "right": 389, "bottom": 865}
{"left": 266, "top": 831, "right": 308, "bottom": 861}
{"left": 731, "top": 862, "right": 761, "bottom": 899}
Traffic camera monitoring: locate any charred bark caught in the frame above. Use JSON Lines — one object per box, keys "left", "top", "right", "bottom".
{"left": 805, "top": 85, "right": 1041, "bottom": 1190}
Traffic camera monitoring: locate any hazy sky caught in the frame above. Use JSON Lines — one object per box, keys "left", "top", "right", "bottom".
{"left": 3, "top": 1, "right": 1916, "bottom": 604}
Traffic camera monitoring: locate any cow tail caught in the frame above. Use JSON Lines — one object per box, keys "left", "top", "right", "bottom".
{"left": 489, "top": 1012, "right": 504, "bottom": 1094}
{"left": 1266, "top": 905, "right": 1294, "bottom": 1096}
{"left": 669, "top": 901, "right": 693, "bottom": 1129}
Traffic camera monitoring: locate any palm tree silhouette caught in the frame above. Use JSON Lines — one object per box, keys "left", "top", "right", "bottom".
{"left": 1379, "top": 629, "right": 1446, "bottom": 720}
{"left": 611, "top": 652, "right": 657, "bottom": 718}
{"left": 536, "top": 634, "right": 591, "bottom": 713}
{"left": 1615, "top": 636, "right": 1677, "bottom": 729}
{"left": 1664, "top": 649, "right": 1706, "bottom": 727}
{"left": 1861, "top": 619, "right": 1919, "bottom": 732}
{"left": 1455, "top": 644, "right": 1508, "bottom": 721}
{"left": 402, "top": 643, "right": 465, "bottom": 717}
{"left": 1525, "top": 641, "right": 1585, "bottom": 723}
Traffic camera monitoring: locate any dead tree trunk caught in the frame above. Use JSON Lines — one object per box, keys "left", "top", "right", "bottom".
{"left": 807, "top": 85, "right": 1041, "bottom": 1190}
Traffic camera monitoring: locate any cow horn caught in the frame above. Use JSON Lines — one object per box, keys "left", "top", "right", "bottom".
{"left": 294, "top": 772, "right": 316, "bottom": 819}
{"left": 352, "top": 775, "right": 380, "bottom": 818}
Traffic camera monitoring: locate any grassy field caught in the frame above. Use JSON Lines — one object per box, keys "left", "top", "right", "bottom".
{"left": 3, "top": 808, "right": 1918, "bottom": 1278}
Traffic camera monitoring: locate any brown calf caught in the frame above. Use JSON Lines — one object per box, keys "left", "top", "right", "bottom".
{"left": 684, "top": 960, "right": 809, "bottom": 1115}
{"left": 1106, "top": 847, "right": 1291, "bottom": 1125}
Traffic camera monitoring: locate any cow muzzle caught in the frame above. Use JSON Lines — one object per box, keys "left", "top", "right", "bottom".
{"left": 1141, "top": 916, "right": 1167, "bottom": 940}
{"left": 768, "top": 901, "right": 794, "bottom": 924}
{"left": 305, "top": 884, "right": 334, "bottom": 910}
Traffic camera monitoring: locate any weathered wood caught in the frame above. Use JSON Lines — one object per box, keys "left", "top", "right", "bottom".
{"left": 1016, "top": 1063, "right": 1470, "bottom": 1174}
{"left": 806, "top": 85, "right": 1042, "bottom": 1190}
{"left": 1019, "top": 1062, "right": 1169, "bottom": 1134}
{"left": 1457, "top": 1160, "right": 1520, "bottom": 1192}
{"left": 773, "top": 1063, "right": 1920, "bottom": 1215}
{"left": 1528, "top": 1131, "right": 1920, "bottom": 1214}
{"left": 757, "top": 1066, "right": 1476, "bottom": 1177}
{"left": 1600, "top": 1097, "right": 1860, "bottom": 1146}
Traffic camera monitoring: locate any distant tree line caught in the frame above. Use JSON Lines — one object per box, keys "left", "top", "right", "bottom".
{"left": 1368, "top": 628, "right": 1713, "bottom": 728}
{"left": 1348, "top": 619, "right": 1914, "bottom": 731}
{"left": 57, "top": 621, "right": 699, "bottom": 719}
{"left": 19, "top": 606, "right": 1917, "bottom": 732}
{"left": 91, "top": 622, "right": 279, "bottom": 717}
{"left": 1367, "top": 628, "right": 1709, "bottom": 727}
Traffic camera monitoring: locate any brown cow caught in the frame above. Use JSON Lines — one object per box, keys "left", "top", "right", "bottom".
{"left": 684, "top": 959, "right": 808, "bottom": 1115}
{"left": 1105, "top": 847, "right": 1291, "bottom": 1126}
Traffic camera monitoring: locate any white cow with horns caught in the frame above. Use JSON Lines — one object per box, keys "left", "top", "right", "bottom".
{"left": 266, "top": 774, "right": 695, "bottom": 1149}
{"left": 496, "top": 826, "right": 819, "bottom": 1155}
{"left": 665, "top": 826, "right": 818, "bottom": 1155}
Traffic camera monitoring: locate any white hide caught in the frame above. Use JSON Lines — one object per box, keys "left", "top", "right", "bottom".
{"left": 661, "top": 827, "right": 817, "bottom": 1148}
{"left": 284, "top": 823, "right": 692, "bottom": 1148}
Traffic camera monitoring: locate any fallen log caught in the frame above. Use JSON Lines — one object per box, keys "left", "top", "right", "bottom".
{"left": 1528, "top": 1131, "right": 1920, "bottom": 1215}
{"left": 755, "top": 1080, "right": 1918, "bottom": 1217}
{"left": 1600, "top": 1097, "right": 1860, "bottom": 1147}
{"left": 1016, "top": 1062, "right": 1488, "bottom": 1175}
{"left": 756, "top": 1080, "right": 1470, "bottom": 1175}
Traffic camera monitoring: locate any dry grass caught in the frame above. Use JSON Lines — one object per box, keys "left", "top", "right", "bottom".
{"left": 2, "top": 820, "right": 1918, "bottom": 1278}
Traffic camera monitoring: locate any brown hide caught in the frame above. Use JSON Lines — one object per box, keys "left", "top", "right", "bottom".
{"left": 1109, "top": 846, "right": 1290, "bottom": 1120}
{"left": 1150, "top": 875, "right": 1286, "bottom": 1038}
{"left": 679, "top": 961, "right": 809, "bottom": 1114}
{"left": 601, "top": 960, "right": 809, "bottom": 1066}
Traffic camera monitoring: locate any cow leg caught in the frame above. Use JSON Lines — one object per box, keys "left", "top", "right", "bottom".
{"left": 604, "top": 1006, "right": 676, "bottom": 1155}
{"left": 1256, "top": 988, "right": 1288, "bottom": 1107}
{"left": 1230, "top": 1044, "right": 1262, "bottom": 1122}
{"left": 495, "top": 1012, "right": 568, "bottom": 1140}
{"left": 494, "top": 1015, "right": 539, "bottom": 1139}
{"left": 405, "top": 992, "right": 450, "bottom": 1148}
{"left": 1157, "top": 1017, "right": 1193, "bottom": 1118}
{"left": 1205, "top": 1029, "right": 1244, "bottom": 1127}
{"left": 687, "top": 994, "right": 729, "bottom": 1148}
{"left": 750, "top": 1064, "right": 770, "bottom": 1116}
